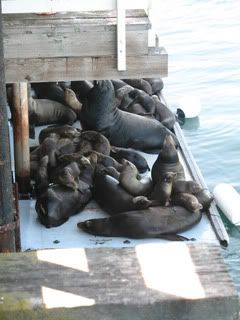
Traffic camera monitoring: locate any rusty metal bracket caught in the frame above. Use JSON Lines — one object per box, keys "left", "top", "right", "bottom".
{"left": 0, "top": 220, "right": 18, "bottom": 234}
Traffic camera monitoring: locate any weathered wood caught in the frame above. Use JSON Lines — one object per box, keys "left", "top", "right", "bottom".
{"left": 0, "top": 243, "right": 238, "bottom": 320}
{"left": 3, "top": 10, "right": 150, "bottom": 59}
{"left": 5, "top": 47, "right": 168, "bottom": 83}
{"left": 12, "top": 82, "right": 30, "bottom": 194}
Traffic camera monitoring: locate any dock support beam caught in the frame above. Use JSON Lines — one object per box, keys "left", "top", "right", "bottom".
{"left": 12, "top": 82, "right": 30, "bottom": 195}
{"left": 0, "top": 0, "right": 16, "bottom": 252}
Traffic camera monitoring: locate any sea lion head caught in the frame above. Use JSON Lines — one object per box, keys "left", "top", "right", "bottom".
{"left": 77, "top": 218, "right": 113, "bottom": 236}
{"left": 64, "top": 88, "right": 82, "bottom": 112}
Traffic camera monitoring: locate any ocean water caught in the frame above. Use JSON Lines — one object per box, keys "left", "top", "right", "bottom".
{"left": 151, "top": 0, "right": 240, "bottom": 295}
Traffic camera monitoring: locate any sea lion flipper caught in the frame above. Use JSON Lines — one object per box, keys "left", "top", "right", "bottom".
{"left": 158, "top": 234, "right": 193, "bottom": 241}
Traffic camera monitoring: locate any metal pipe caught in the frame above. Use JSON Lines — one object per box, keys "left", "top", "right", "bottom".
{"left": 12, "top": 82, "right": 31, "bottom": 194}
{"left": 0, "top": 0, "right": 16, "bottom": 252}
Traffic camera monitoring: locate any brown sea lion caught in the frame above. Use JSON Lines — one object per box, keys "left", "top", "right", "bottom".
{"left": 81, "top": 80, "right": 177, "bottom": 150}
{"left": 75, "top": 130, "right": 111, "bottom": 156}
{"left": 38, "top": 125, "right": 81, "bottom": 144}
{"left": 122, "top": 79, "right": 152, "bottom": 95}
{"left": 171, "top": 193, "right": 203, "bottom": 213}
{"left": 34, "top": 155, "right": 49, "bottom": 195}
{"left": 64, "top": 88, "right": 82, "bottom": 116}
{"left": 110, "top": 146, "right": 149, "bottom": 173}
{"left": 119, "top": 159, "right": 152, "bottom": 196}
{"left": 35, "top": 182, "right": 92, "bottom": 228}
{"left": 78, "top": 205, "right": 202, "bottom": 240}
{"left": 144, "top": 78, "right": 164, "bottom": 96}
{"left": 92, "top": 169, "right": 151, "bottom": 215}
{"left": 152, "top": 95, "right": 175, "bottom": 130}
{"left": 28, "top": 97, "right": 77, "bottom": 127}
{"left": 70, "top": 80, "right": 93, "bottom": 103}
{"left": 151, "top": 135, "right": 185, "bottom": 184}
{"left": 50, "top": 161, "right": 80, "bottom": 190}
{"left": 172, "top": 180, "right": 202, "bottom": 194}
{"left": 31, "top": 82, "right": 65, "bottom": 104}
{"left": 149, "top": 172, "right": 176, "bottom": 206}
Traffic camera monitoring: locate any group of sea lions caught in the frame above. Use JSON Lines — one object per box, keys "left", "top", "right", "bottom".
{"left": 22, "top": 77, "right": 214, "bottom": 240}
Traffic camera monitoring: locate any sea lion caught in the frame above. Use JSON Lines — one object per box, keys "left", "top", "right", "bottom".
{"left": 34, "top": 155, "right": 49, "bottom": 195}
{"left": 149, "top": 172, "right": 176, "bottom": 206}
{"left": 39, "top": 125, "right": 81, "bottom": 144}
{"left": 75, "top": 130, "right": 111, "bottom": 156}
{"left": 64, "top": 88, "right": 82, "bottom": 116}
{"left": 36, "top": 181, "right": 92, "bottom": 228}
{"left": 78, "top": 205, "right": 202, "bottom": 240}
{"left": 29, "top": 97, "right": 77, "bottom": 127}
{"left": 151, "top": 135, "right": 185, "bottom": 184}
{"left": 128, "top": 89, "right": 155, "bottom": 114}
{"left": 119, "top": 159, "right": 152, "bottom": 196}
{"left": 172, "top": 180, "right": 202, "bottom": 195}
{"left": 71, "top": 80, "right": 93, "bottom": 103}
{"left": 194, "top": 189, "right": 214, "bottom": 211}
{"left": 122, "top": 79, "right": 152, "bottom": 95}
{"left": 110, "top": 146, "right": 149, "bottom": 173}
{"left": 50, "top": 161, "right": 80, "bottom": 190}
{"left": 88, "top": 151, "right": 123, "bottom": 172}
{"left": 92, "top": 170, "right": 151, "bottom": 215}
{"left": 144, "top": 78, "right": 164, "bottom": 96}
{"left": 111, "top": 79, "right": 128, "bottom": 90}
{"left": 31, "top": 82, "right": 65, "bottom": 104}
{"left": 152, "top": 95, "right": 175, "bottom": 130}
{"left": 115, "top": 84, "right": 134, "bottom": 108}
{"left": 37, "top": 133, "right": 60, "bottom": 168}
{"left": 81, "top": 80, "right": 177, "bottom": 150}
{"left": 171, "top": 193, "right": 203, "bottom": 213}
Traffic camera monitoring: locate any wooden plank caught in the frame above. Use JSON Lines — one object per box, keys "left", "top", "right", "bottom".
{"left": 4, "top": 47, "right": 168, "bottom": 83}
{"left": 2, "top": 11, "right": 150, "bottom": 59}
{"left": 2, "top": 0, "right": 150, "bottom": 14}
{"left": 0, "top": 243, "right": 238, "bottom": 320}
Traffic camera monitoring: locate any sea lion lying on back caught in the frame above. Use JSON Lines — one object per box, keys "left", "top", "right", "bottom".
{"left": 80, "top": 80, "right": 178, "bottom": 151}
{"left": 78, "top": 206, "right": 202, "bottom": 241}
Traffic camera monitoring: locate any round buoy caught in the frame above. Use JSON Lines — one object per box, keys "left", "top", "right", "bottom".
{"left": 213, "top": 183, "right": 240, "bottom": 226}
{"left": 177, "top": 95, "right": 201, "bottom": 118}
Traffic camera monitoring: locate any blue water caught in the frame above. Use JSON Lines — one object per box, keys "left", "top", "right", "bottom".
{"left": 152, "top": 0, "right": 240, "bottom": 295}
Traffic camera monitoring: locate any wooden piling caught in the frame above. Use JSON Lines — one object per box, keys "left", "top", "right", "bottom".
{"left": 0, "top": 0, "right": 16, "bottom": 252}
{"left": 12, "top": 82, "right": 30, "bottom": 194}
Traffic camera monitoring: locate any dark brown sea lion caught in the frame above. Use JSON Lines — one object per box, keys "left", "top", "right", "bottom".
{"left": 151, "top": 135, "right": 185, "bottom": 184}
{"left": 78, "top": 205, "right": 202, "bottom": 240}
{"left": 81, "top": 80, "right": 177, "bottom": 150}
{"left": 122, "top": 79, "right": 152, "bottom": 95}
{"left": 172, "top": 180, "right": 202, "bottom": 194}
{"left": 144, "top": 78, "right": 164, "bottom": 96}
{"left": 29, "top": 97, "right": 77, "bottom": 127}
{"left": 149, "top": 172, "right": 176, "bottom": 206}
{"left": 92, "top": 170, "right": 151, "bottom": 215}
{"left": 31, "top": 82, "right": 65, "bottom": 104}
{"left": 194, "top": 189, "right": 214, "bottom": 211}
{"left": 128, "top": 89, "right": 155, "bottom": 114}
{"left": 171, "top": 193, "right": 203, "bottom": 213}
{"left": 119, "top": 159, "right": 152, "bottom": 196}
{"left": 71, "top": 80, "right": 93, "bottom": 103}
{"left": 115, "top": 84, "right": 133, "bottom": 107}
{"left": 75, "top": 130, "right": 111, "bottom": 156}
{"left": 38, "top": 133, "right": 60, "bottom": 168}
{"left": 35, "top": 182, "right": 92, "bottom": 228}
{"left": 110, "top": 146, "right": 149, "bottom": 173}
{"left": 88, "top": 151, "right": 123, "bottom": 172}
{"left": 152, "top": 95, "right": 175, "bottom": 130}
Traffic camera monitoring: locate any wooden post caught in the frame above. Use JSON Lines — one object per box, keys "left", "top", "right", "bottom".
{"left": 12, "top": 82, "right": 30, "bottom": 195}
{"left": 0, "top": 0, "right": 16, "bottom": 252}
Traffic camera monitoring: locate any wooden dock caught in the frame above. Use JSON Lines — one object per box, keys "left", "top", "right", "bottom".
{"left": 0, "top": 243, "right": 238, "bottom": 320}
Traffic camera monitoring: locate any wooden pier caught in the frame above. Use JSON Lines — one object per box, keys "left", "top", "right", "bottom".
{"left": 0, "top": 3, "right": 239, "bottom": 319}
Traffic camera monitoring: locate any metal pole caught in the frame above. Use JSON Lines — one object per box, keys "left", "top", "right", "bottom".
{"left": 0, "top": 0, "right": 16, "bottom": 252}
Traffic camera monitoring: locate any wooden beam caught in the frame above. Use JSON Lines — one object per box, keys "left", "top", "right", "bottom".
{"left": 0, "top": 243, "right": 238, "bottom": 319}
{"left": 12, "top": 82, "right": 30, "bottom": 194}
{"left": 5, "top": 47, "right": 168, "bottom": 83}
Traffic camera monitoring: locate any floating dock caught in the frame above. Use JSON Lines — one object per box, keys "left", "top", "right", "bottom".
{"left": 0, "top": 3, "right": 239, "bottom": 319}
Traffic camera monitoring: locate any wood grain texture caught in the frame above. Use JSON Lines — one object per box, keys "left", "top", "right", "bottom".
{"left": 3, "top": 10, "right": 150, "bottom": 59}
{"left": 0, "top": 243, "right": 238, "bottom": 320}
{"left": 4, "top": 47, "right": 168, "bottom": 83}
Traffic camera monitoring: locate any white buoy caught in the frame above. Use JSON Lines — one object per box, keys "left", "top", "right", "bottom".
{"left": 177, "top": 94, "right": 201, "bottom": 118}
{"left": 213, "top": 183, "right": 240, "bottom": 226}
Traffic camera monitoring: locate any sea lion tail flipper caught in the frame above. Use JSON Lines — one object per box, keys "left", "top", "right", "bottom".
{"left": 159, "top": 234, "right": 196, "bottom": 241}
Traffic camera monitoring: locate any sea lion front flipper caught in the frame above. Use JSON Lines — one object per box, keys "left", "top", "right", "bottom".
{"left": 158, "top": 234, "right": 195, "bottom": 241}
